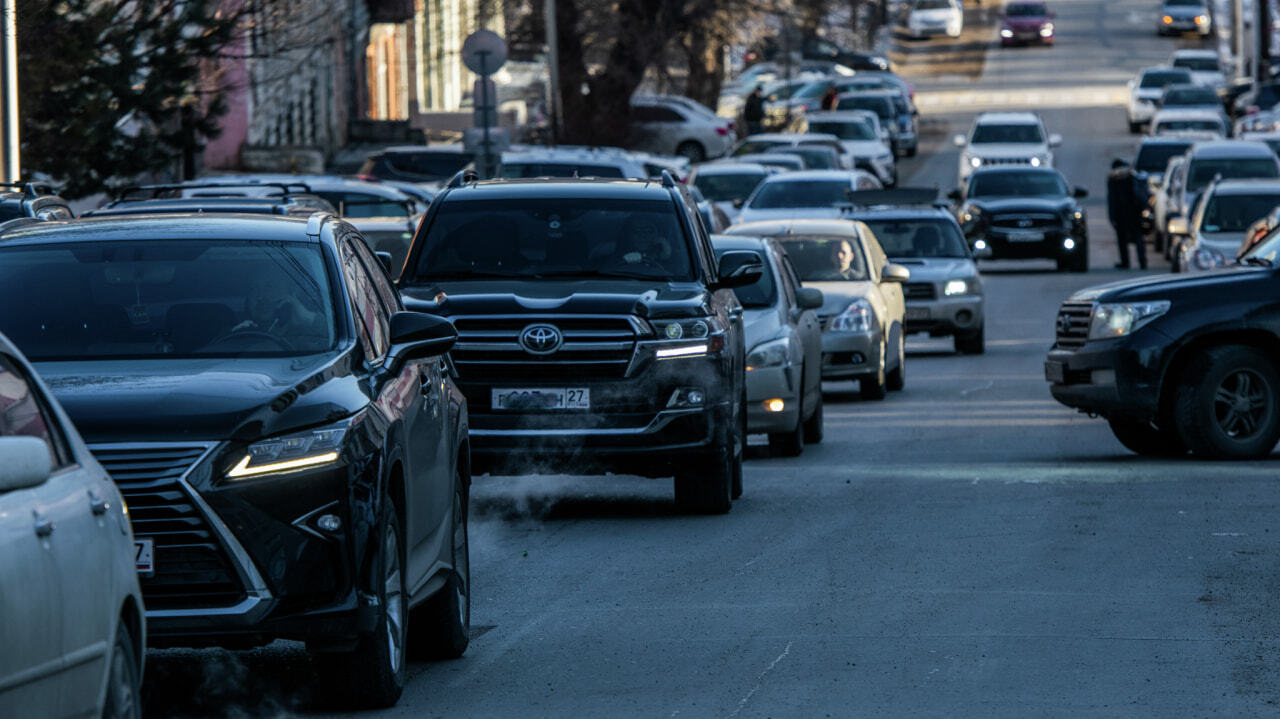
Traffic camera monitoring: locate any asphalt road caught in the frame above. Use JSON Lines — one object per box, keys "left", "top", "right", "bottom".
{"left": 142, "top": 2, "right": 1280, "bottom": 717}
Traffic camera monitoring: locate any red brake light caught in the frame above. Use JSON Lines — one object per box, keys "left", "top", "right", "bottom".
{"left": 356, "top": 174, "right": 378, "bottom": 181}
{"left": 716, "top": 126, "right": 729, "bottom": 135}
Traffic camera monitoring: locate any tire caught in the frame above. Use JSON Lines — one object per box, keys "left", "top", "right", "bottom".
{"left": 803, "top": 388, "right": 824, "bottom": 444}
{"left": 314, "top": 506, "right": 406, "bottom": 708}
{"left": 1107, "top": 416, "right": 1188, "bottom": 456}
{"left": 1071, "top": 242, "right": 1089, "bottom": 272}
{"left": 676, "top": 141, "right": 706, "bottom": 163}
{"left": 906, "top": 145, "right": 917, "bottom": 158}
{"left": 1173, "top": 346, "right": 1280, "bottom": 459}
{"left": 1128, "top": 121, "right": 1142, "bottom": 134}
{"left": 886, "top": 331, "right": 905, "bottom": 391}
{"left": 408, "top": 470, "right": 470, "bottom": 660}
{"left": 676, "top": 406, "right": 738, "bottom": 513}
{"left": 732, "top": 385, "right": 745, "bottom": 499}
{"left": 768, "top": 386, "right": 805, "bottom": 457}
{"left": 955, "top": 325, "right": 985, "bottom": 354}
{"left": 860, "top": 358, "right": 888, "bottom": 400}
{"left": 102, "top": 621, "right": 142, "bottom": 719}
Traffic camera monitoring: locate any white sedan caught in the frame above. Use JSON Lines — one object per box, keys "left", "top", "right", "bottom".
{"left": 735, "top": 170, "right": 884, "bottom": 225}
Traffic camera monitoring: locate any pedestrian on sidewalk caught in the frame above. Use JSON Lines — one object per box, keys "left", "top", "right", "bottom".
{"left": 1107, "top": 158, "right": 1147, "bottom": 269}
{"left": 820, "top": 84, "right": 839, "bottom": 111}
{"left": 743, "top": 85, "right": 765, "bottom": 136}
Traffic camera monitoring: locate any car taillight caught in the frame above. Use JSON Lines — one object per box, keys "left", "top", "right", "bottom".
{"left": 716, "top": 126, "right": 729, "bottom": 135}
{"left": 356, "top": 174, "right": 378, "bottom": 181}
{"left": 1248, "top": 106, "right": 1261, "bottom": 115}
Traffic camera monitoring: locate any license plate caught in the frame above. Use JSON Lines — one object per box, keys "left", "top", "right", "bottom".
{"left": 1044, "top": 361, "right": 1065, "bottom": 383}
{"left": 904, "top": 307, "right": 930, "bottom": 320}
{"left": 492, "top": 388, "right": 590, "bottom": 411}
{"left": 134, "top": 538, "right": 154, "bottom": 576}
{"left": 1006, "top": 230, "right": 1043, "bottom": 242}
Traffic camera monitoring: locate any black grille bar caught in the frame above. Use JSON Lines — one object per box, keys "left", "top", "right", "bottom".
{"left": 1055, "top": 300, "right": 1093, "bottom": 349}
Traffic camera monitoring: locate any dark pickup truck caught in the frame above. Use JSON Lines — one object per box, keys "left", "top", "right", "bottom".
{"left": 397, "top": 174, "right": 763, "bottom": 513}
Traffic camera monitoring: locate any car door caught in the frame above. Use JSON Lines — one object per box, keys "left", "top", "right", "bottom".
{"left": 777, "top": 248, "right": 822, "bottom": 401}
{"left": 861, "top": 226, "right": 905, "bottom": 350}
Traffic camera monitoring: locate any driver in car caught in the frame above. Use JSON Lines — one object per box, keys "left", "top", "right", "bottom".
{"left": 613, "top": 216, "right": 671, "bottom": 270}
{"left": 819, "top": 239, "right": 861, "bottom": 280}
{"left": 234, "top": 276, "right": 327, "bottom": 342}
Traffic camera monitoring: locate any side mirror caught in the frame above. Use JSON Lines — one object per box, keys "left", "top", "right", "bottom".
{"left": 881, "top": 263, "right": 911, "bottom": 283}
{"left": 1167, "top": 216, "right": 1190, "bottom": 236}
{"left": 732, "top": 197, "right": 745, "bottom": 209}
{"left": 795, "top": 287, "right": 824, "bottom": 310}
{"left": 716, "top": 250, "right": 765, "bottom": 289}
{"left": 1048, "top": 133, "right": 1063, "bottom": 147}
{"left": 1074, "top": 186, "right": 1089, "bottom": 198}
{"left": 384, "top": 311, "right": 457, "bottom": 373}
{"left": 376, "top": 251, "right": 394, "bottom": 273}
{"left": 953, "top": 134, "right": 967, "bottom": 148}
{"left": 947, "top": 188, "right": 963, "bottom": 202}
{"left": 0, "top": 437, "right": 52, "bottom": 492}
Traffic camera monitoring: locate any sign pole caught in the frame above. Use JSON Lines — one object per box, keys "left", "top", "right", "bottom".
{"left": 1, "top": 0, "right": 19, "bottom": 183}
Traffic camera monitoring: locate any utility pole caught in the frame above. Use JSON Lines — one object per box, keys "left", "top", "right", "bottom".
{"left": 1, "top": 0, "right": 19, "bottom": 183}
{"left": 1234, "top": 0, "right": 1246, "bottom": 79}
{"left": 544, "top": 0, "right": 562, "bottom": 145}
{"left": 1260, "top": 0, "right": 1272, "bottom": 81}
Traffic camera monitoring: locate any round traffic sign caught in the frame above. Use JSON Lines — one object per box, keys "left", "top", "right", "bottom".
{"left": 461, "top": 30, "right": 508, "bottom": 74}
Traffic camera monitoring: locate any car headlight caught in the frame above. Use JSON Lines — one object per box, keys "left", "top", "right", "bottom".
{"left": 227, "top": 419, "right": 353, "bottom": 479}
{"left": 1030, "top": 156, "right": 1043, "bottom": 167}
{"left": 746, "top": 338, "right": 790, "bottom": 370}
{"left": 829, "top": 298, "right": 875, "bottom": 332}
{"left": 651, "top": 318, "right": 721, "bottom": 358}
{"left": 1087, "top": 301, "right": 1171, "bottom": 340}
{"left": 1000, "top": 28, "right": 1014, "bottom": 38}
{"left": 1192, "top": 245, "right": 1227, "bottom": 269}
{"left": 1040, "top": 23, "right": 1054, "bottom": 36}
{"left": 969, "top": 156, "right": 983, "bottom": 168}
{"left": 961, "top": 205, "right": 982, "bottom": 225}
{"left": 653, "top": 319, "right": 710, "bottom": 341}
{"left": 944, "top": 278, "right": 981, "bottom": 296}
{"left": 1195, "top": 14, "right": 1208, "bottom": 24}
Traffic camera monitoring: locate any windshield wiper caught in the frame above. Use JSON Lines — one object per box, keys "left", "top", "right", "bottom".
{"left": 531, "top": 269, "right": 668, "bottom": 281}
{"left": 1242, "top": 256, "right": 1273, "bottom": 267}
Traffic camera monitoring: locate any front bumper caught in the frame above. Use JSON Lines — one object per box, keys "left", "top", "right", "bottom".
{"left": 904, "top": 295, "right": 985, "bottom": 335}
{"left": 971, "top": 225, "right": 1082, "bottom": 261}
{"left": 894, "top": 131, "right": 918, "bottom": 155}
{"left": 745, "top": 365, "right": 801, "bottom": 434}
{"left": 1045, "top": 333, "right": 1167, "bottom": 419}
{"left": 1128, "top": 100, "right": 1156, "bottom": 124}
{"left": 820, "top": 329, "right": 882, "bottom": 379}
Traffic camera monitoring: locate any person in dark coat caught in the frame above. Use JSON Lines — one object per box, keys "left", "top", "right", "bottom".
{"left": 820, "top": 84, "right": 839, "bottom": 111}
{"left": 743, "top": 85, "right": 765, "bottom": 135}
{"left": 1107, "top": 158, "right": 1147, "bottom": 269}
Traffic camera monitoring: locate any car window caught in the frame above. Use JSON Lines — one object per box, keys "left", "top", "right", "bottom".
{"left": 862, "top": 227, "right": 888, "bottom": 281}
{"left": 339, "top": 239, "right": 390, "bottom": 362}
{"left": 1172, "top": 57, "right": 1220, "bottom": 72}
{"left": 1163, "top": 88, "right": 1218, "bottom": 105}
{"left": 386, "top": 151, "right": 474, "bottom": 179}
{"left": 1154, "top": 118, "right": 1224, "bottom": 133}
{"left": 971, "top": 123, "right": 1044, "bottom": 143}
{"left": 1186, "top": 157, "right": 1280, "bottom": 192}
{"left": 860, "top": 218, "right": 970, "bottom": 258}
{"left": 775, "top": 147, "right": 836, "bottom": 169}
{"left": 693, "top": 172, "right": 768, "bottom": 202}
{"left": 633, "top": 105, "right": 684, "bottom": 123}
{"left": 498, "top": 163, "right": 627, "bottom": 179}
{"left": 316, "top": 191, "right": 410, "bottom": 219}
{"left": 0, "top": 355, "right": 69, "bottom": 468}
{"left": 1135, "top": 142, "right": 1192, "bottom": 173}
{"left": 749, "top": 180, "right": 852, "bottom": 209}
{"left": 733, "top": 140, "right": 790, "bottom": 156}
{"left": 351, "top": 235, "right": 403, "bottom": 313}
{"left": 1006, "top": 3, "right": 1048, "bottom": 15}
{"left": 808, "top": 120, "right": 877, "bottom": 140}
{"left": 1200, "top": 192, "right": 1280, "bottom": 232}
{"left": 1141, "top": 71, "right": 1192, "bottom": 89}
{"left": 835, "top": 96, "right": 892, "bottom": 120}
{"left": 968, "top": 171, "right": 1068, "bottom": 197}
{"left": 776, "top": 235, "right": 869, "bottom": 281}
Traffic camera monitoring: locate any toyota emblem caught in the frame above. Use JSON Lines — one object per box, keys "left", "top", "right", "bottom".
{"left": 519, "top": 324, "right": 563, "bottom": 355}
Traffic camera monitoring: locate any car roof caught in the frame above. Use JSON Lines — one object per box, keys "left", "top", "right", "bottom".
{"left": 208, "top": 174, "right": 414, "bottom": 199}
{"left": 1139, "top": 135, "right": 1198, "bottom": 146}
{"left": 0, "top": 213, "right": 319, "bottom": 246}
{"left": 851, "top": 206, "right": 955, "bottom": 220}
{"left": 84, "top": 197, "right": 314, "bottom": 216}
{"left": 693, "top": 162, "right": 776, "bottom": 174}
{"left": 974, "top": 111, "right": 1042, "bottom": 123}
{"left": 377, "top": 143, "right": 469, "bottom": 154}
{"left": 1162, "top": 83, "right": 1216, "bottom": 93}
{"left": 760, "top": 170, "right": 873, "bottom": 182}
{"left": 803, "top": 110, "right": 880, "bottom": 123}
{"left": 728, "top": 218, "right": 862, "bottom": 237}
{"left": 1153, "top": 108, "right": 1225, "bottom": 119}
{"left": 435, "top": 177, "right": 678, "bottom": 201}
{"left": 1208, "top": 178, "right": 1280, "bottom": 194}
{"left": 1171, "top": 49, "right": 1218, "bottom": 58}
{"left": 1188, "top": 140, "right": 1277, "bottom": 157}
{"left": 968, "top": 166, "right": 1064, "bottom": 178}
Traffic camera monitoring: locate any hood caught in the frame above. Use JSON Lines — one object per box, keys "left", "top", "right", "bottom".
{"left": 1069, "top": 265, "right": 1269, "bottom": 302}
{"left": 968, "top": 196, "right": 1073, "bottom": 214}
{"left": 401, "top": 278, "right": 714, "bottom": 319}
{"left": 737, "top": 207, "right": 845, "bottom": 224}
{"left": 1165, "top": 6, "right": 1205, "bottom": 17}
{"left": 886, "top": 257, "right": 976, "bottom": 280}
{"left": 1197, "top": 231, "right": 1245, "bottom": 254}
{"left": 35, "top": 353, "right": 364, "bottom": 444}
{"left": 967, "top": 143, "right": 1050, "bottom": 158}
{"left": 803, "top": 280, "right": 876, "bottom": 315}
{"left": 1005, "top": 17, "right": 1049, "bottom": 28}
{"left": 743, "top": 307, "right": 784, "bottom": 347}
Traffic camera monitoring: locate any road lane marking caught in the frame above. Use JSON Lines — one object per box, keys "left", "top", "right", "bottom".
{"left": 728, "top": 641, "right": 793, "bottom": 718}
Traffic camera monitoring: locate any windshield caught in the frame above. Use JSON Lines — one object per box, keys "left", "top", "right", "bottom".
{"left": 1135, "top": 142, "right": 1192, "bottom": 173}
{"left": 776, "top": 236, "right": 869, "bottom": 281}
{"left": 835, "top": 96, "right": 892, "bottom": 119}
{"left": 1162, "top": 88, "right": 1219, "bottom": 105}
{"left": 1164, "top": 0, "right": 1203, "bottom": 5}
{"left": 0, "top": 240, "right": 339, "bottom": 360}
{"left": 1172, "top": 57, "right": 1220, "bottom": 72}
{"left": 382, "top": 151, "right": 474, "bottom": 180}
{"left": 693, "top": 172, "right": 769, "bottom": 202}
{"left": 361, "top": 229, "right": 415, "bottom": 276}
{"left": 412, "top": 198, "right": 694, "bottom": 281}
{"left": 915, "top": 0, "right": 953, "bottom": 8}
{"left": 1200, "top": 192, "right": 1280, "bottom": 232}
{"left": 733, "top": 140, "right": 789, "bottom": 156}
{"left": 715, "top": 249, "right": 776, "bottom": 308}
{"left": 968, "top": 171, "right": 1068, "bottom": 197}
{"left": 971, "top": 123, "right": 1044, "bottom": 143}
{"left": 1154, "top": 119, "right": 1224, "bottom": 133}
{"left": 808, "top": 120, "right": 877, "bottom": 140}
{"left": 499, "top": 163, "right": 627, "bottom": 179}
{"left": 861, "top": 219, "right": 970, "bottom": 258}
{"left": 748, "top": 180, "right": 851, "bottom": 209}
{"left": 776, "top": 147, "right": 836, "bottom": 169}
{"left": 1187, "top": 157, "right": 1280, "bottom": 192}
{"left": 1140, "top": 71, "right": 1192, "bottom": 88}
{"left": 1006, "top": 3, "right": 1048, "bottom": 15}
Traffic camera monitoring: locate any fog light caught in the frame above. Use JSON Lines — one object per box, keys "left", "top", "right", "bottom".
{"left": 852, "top": 352, "right": 865, "bottom": 365}
{"left": 1091, "top": 369, "right": 1116, "bottom": 385}
{"left": 764, "top": 398, "right": 786, "bottom": 413}
{"left": 1063, "top": 237, "right": 1076, "bottom": 250}
{"left": 1000, "top": 28, "right": 1013, "bottom": 38}
{"left": 1030, "top": 157, "right": 1042, "bottom": 167}
{"left": 956, "top": 309, "right": 974, "bottom": 326}
{"left": 317, "top": 514, "right": 342, "bottom": 532}
{"left": 974, "top": 239, "right": 988, "bottom": 250}
{"left": 667, "top": 387, "right": 706, "bottom": 408}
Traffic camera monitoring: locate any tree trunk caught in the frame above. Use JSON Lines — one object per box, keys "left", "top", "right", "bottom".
{"left": 683, "top": 23, "right": 727, "bottom": 111}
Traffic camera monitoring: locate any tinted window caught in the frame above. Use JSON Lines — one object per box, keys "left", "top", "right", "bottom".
{"left": 1006, "top": 3, "right": 1048, "bottom": 15}
{"left": 1201, "top": 192, "right": 1280, "bottom": 232}
{"left": 860, "top": 218, "right": 970, "bottom": 258}
{"left": 835, "top": 96, "right": 892, "bottom": 120}
{"left": 1141, "top": 71, "right": 1192, "bottom": 89}
{"left": 1187, "top": 157, "right": 1280, "bottom": 192}
{"left": 915, "top": 0, "right": 953, "bottom": 8}
{"left": 360, "top": 229, "right": 416, "bottom": 276}
{"left": 808, "top": 120, "right": 876, "bottom": 140}
{"left": 1172, "top": 57, "right": 1220, "bottom": 72}
{"left": 968, "top": 171, "right": 1068, "bottom": 197}
{"left": 1135, "top": 142, "right": 1192, "bottom": 173}
{"left": 633, "top": 105, "right": 684, "bottom": 122}
{"left": 775, "top": 147, "right": 836, "bottom": 169}
{"left": 317, "top": 191, "right": 410, "bottom": 219}
{"left": 1153, "top": 118, "right": 1223, "bottom": 133}
{"left": 0, "top": 241, "right": 339, "bottom": 360}
{"left": 413, "top": 198, "right": 695, "bottom": 281}
{"left": 693, "top": 172, "right": 768, "bottom": 202}
{"left": 0, "top": 356, "right": 65, "bottom": 467}
{"left": 1162, "top": 88, "right": 1219, "bottom": 105}
{"left": 340, "top": 240, "right": 390, "bottom": 361}
{"left": 499, "top": 163, "right": 626, "bottom": 179}
{"left": 749, "top": 180, "right": 852, "bottom": 209}
{"left": 775, "top": 236, "right": 869, "bottom": 281}
{"left": 715, "top": 248, "right": 777, "bottom": 308}
{"left": 971, "top": 123, "right": 1044, "bottom": 143}
{"left": 733, "top": 140, "right": 789, "bottom": 156}
{"left": 385, "top": 151, "right": 474, "bottom": 180}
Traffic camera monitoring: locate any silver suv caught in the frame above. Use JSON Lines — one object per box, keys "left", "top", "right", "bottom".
{"left": 954, "top": 111, "right": 1060, "bottom": 183}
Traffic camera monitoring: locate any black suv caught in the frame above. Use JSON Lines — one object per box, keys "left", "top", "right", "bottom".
{"left": 0, "top": 212, "right": 471, "bottom": 708}
{"left": 951, "top": 166, "right": 1090, "bottom": 272}
{"left": 0, "top": 182, "right": 74, "bottom": 222}
{"left": 358, "top": 144, "right": 476, "bottom": 185}
{"left": 84, "top": 181, "right": 337, "bottom": 218}
{"left": 1046, "top": 236, "right": 1280, "bottom": 460}
{"left": 397, "top": 174, "right": 762, "bottom": 514}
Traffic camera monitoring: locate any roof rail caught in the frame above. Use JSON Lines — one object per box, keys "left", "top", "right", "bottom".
{"left": 116, "top": 181, "right": 310, "bottom": 201}
{"left": 660, "top": 170, "right": 677, "bottom": 188}
{"left": 0, "top": 217, "right": 46, "bottom": 233}
{"left": 305, "top": 211, "right": 336, "bottom": 237}
{"left": 446, "top": 169, "right": 480, "bottom": 188}
{"left": 0, "top": 181, "right": 57, "bottom": 197}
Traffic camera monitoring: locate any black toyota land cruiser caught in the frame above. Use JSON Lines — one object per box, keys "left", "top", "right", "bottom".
{"left": 398, "top": 173, "right": 762, "bottom": 513}
{"left": 1045, "top": 234, "right": 1280, "bottom": 460}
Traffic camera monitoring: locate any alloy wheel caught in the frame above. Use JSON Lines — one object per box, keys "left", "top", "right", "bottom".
{"left": 384, "top": 524, "right": 405, "bottom": 676}
{"left": 1213, "top": 368, "right": 1271, "bottom": 439}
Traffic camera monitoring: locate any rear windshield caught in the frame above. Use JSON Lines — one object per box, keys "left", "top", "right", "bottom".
{"left": 411, "top": 198, "right": 695, "bottom": 282}
{"left": 1162, "top": 88, "right": 1219, "bottom": 105}
{"left": 0, "top": 240, "right": 340, "bottom": 360}
{"left": 1187, "top": 157, "right": 1280, "bottom": 192}
{"left": 1172, "top": 57, "right": 1220, "bottom": 72}
{"left": 971, "top": 123, "right": 1044, "bottom": 143}
{"left": 379, "top": 151, "right": 474, "bottom": 180}
{"left": 733, "top": 140, "right": 789, "bottom": 156}
{"left": 860, "top": 218, "right": 970, "bottom": 258}
{"left": 808, "top": 120, "right": 877, "bottom": 140}
{"left": 693, "top": 172, "right": 769, "bottom": 202}
{"left": 1135, "top": 142, "right": 1192, "bottom": 173}
{"left": 317, "top": 192, "right": 410, "bottom": 219}
{"left": 748, "top": 180, "right": 851, "bottom": 209}
{"left": 1141, "top": 71, "right": 1192, "bottom": 88}
{"left": 835, "top": 96, "right": 892, "bottom": 119}
{"left": 1201, "top": 192, "right": 1280, "bottom": 232}
{"left": 968, "top": 171, "right": 1068, "bottom": 197}
{"left": 1006, "top": 3, "right": 1048, "bottom": 15}
{"left": 499, "top": 163, "right": 627, "bottom": 179}
{"left": 775, "top": 147, "right": 836, "bottom": 169}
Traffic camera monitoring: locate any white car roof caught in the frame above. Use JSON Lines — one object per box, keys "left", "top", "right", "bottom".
{"left": 973, "top": 111, "right": 1042, "bottom": 124}
{"left": 760, "top": 169, "right": 877, "bottom": 183}
{"left": 803, "top": 110, "right": 880, "bottom": 124}
{"left": 1153, "top": 108, "right": 1226, "bottom": 120}
{"left": 1208, "top": 178, "right": 1280, "bottom": 194}
{"left": 1170, "top": 49, "right": 1219, "bottom": 59}
{"left": 694, "top": 162, "right": 778, "bottom": 175}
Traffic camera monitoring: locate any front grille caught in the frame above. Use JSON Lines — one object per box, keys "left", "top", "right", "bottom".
{"left": 991, "top": 214, "right": 1061, "bottom": 229}
{"left": 978, "top": 157, "right": 1033, "bottom": 167}
{"left": 91, "top": 444, "right": 247, "bottom": 610}
{"left": 904, "top": 282, "right": 936, "bottom": 300}
{"left": 451, "top": 315, "right": 638, "bottom": 382}
{"left": 818, "top": 314, "right": 833, "bottom": 332}
{"left": 1055, "top": 300, "right": 1093, "bottom": 349}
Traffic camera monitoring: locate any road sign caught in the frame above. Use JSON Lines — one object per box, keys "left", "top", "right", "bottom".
{"left": 462, "top": 30, "right": 508, "bottom": 75}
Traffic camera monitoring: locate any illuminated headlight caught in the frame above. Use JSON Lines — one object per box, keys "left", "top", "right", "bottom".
{"left": 1072, "top": 209, "right": 1083, "bottom": 220}
{"left": 944, "top": 278, "right": 980, "bottom": 296}
{"left": 973, "top": 239, "right": 988, "bottom": 251}
{"left": 1162, "top": 15, "right": 1173, "bottom": 23}
{"left": 227, "top": 420, "right": 352, "bottom": 479}
{"left": 1193, "top": 245, "right": 1227, "bottom": 269}
{"left": 1063, "top": 238, "right": 1076, "bottom": 250}
{"left": 1039, "top": 23, "right": 1054, "bottom": 36}
{"left": 961, "top": 206, "right": 982, "bottom": 225}
{"left": 1195, "top": 14, "right": 1208, "bottom": 24}
{"left": 829, "top": 298, "right": 875, "bottom": 332}
{"left": 746, "top": 338, "right": 790, "bottom": 370}
{"left": 1087, "top": 301, "right": 1171, "bottom": 340}
{"left": 1000, "top": 28, "right": 1014, "bottom": 38}
{"left": 1030, "top": 156, "right": 1042, "bottom": 167}
{"left": 655, "top": 319, "right": 710, "bottom": 340}
{"left": 969, "top": 156, "right": 982, "bottom": 168}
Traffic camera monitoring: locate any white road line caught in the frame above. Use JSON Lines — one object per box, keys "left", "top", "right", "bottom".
{"left": 728, "top": 641, "right": 793, "bottom": 719}
{"left": 916, "top": 85, "right": 1129, "bottom": 111}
